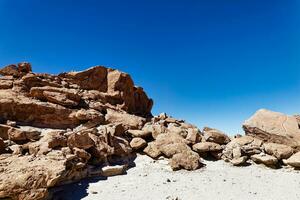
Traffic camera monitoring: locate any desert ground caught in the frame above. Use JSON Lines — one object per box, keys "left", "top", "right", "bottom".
{"left": 57, "top": 154, "right": 300, "bottom": 200}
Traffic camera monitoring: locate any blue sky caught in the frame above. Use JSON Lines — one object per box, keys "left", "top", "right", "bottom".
{"left": 0, "top": 0, "right": 299, "bottom": 134}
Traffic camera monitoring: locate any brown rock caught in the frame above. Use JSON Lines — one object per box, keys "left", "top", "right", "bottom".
{"left": 127, "top": 129, "right": 151, "bottom": 138}
{"left": 59, "top": 66, "right": 108, "bottom": 91}
{"left": 73, "top": 147, "right": 91, "bottom": 162}
{"left": 143, "top": 142, "right": 161, "bottom": 158}
{"left": 203, "top": 127, "right": 231, "bottom": 144}
{"left": 185, "top": 128, "right": 201, "bottom": 144}
{"left": 67, "top": 131, "right": 95, "bottom": 150}
{"left": 170, "top": 151, "right": 201, "bottom": 171}
{"left": 0, "top": 90, "right": 80, "bottom": 129}
{"left": 0, "top": 64, "right": 19, "bottom": 77}
{"left": 75, "top": 109, "right": 104, "bottom": 123}
{"left": 230, "top": 156, "right": 248, "bottom": 166}
{"left": 155, "top": 133, "right": 191, "bottom": 158}
{"left": 192, "top": 142, "right": 222, "bottom": 153}
{"left": 18, "top": 62, "right": 32, "bottom": 74}
{"left": 251, "top": 154, "right": 278, "bottom": 167}
{"left": 105, "top": 109, "right": 146, "bottom": 130}
{"left": 101, "top": 165, "right": 126, "bottom": 177}
{"left": 284, "top": 152, "right": 300, "bottom": 168}
{"left": 0, "top": 79, "right": 13, "bottom": 89}
{"left": 0, "top": 152, "right": 85, "bottom": 200}
{"left": 8, "top": 127, "right": 41, "bottom": 142}
{"left": 243, "top": 109, "right": 300, "bottom": 149}
{"left": 142, "top": 123, "right": 166, "bottom": 139}
{"left": 0, "top": 124, "right": 10, "bottom": 140}
{"left": 30, "top": 86, "right": 81, "bottom": 107}
{"left": 9, "top": 144, "right": 23, "bottom": 155}
{"left": 222, "top": 136, "right": 263, "bottom": 160}
{"left": 263, "top": 143, "right": 294, "bottom": 160}
{"left": 130, "top": 137, "right": 147, "bottom": 150}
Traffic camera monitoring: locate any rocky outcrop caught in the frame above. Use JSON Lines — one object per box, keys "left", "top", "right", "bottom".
{"left": 0, "top": 63, "right": 153, "bottom": 200}
{"left": 243, "top": 109, "right": 300, "bottom": 149}
{"left": 1, "top": 62, "right": 300, "bottom": 200}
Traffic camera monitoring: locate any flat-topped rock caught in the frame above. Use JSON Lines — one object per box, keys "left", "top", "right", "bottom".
{"left": 243, "top": 109, "right": 300, "bottom": 149}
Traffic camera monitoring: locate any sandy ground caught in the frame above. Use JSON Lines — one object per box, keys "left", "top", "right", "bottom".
{"left": 57, "top": 155, "right": 300, "bottom": 200}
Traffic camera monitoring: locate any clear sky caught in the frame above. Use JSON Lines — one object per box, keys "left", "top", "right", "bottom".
{"left": 0, "top": 0, "right": 299, "bottom": 134}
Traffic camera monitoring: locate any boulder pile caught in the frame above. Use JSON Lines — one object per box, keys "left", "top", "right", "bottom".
{"left": 0, "top": 63, "right": 299, "bottom": 200}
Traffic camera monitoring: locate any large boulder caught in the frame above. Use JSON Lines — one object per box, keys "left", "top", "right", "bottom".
{"left": 192, "top": 142, "right": 222, "bottom": 153}
{"left": 203, "top": 127, "right": 231, "bottom": 144}
{"left": 0, "top": 90, "right": 80, "bottom": 129}
{"left": 0, "top": 152, "right": 85, "bottom": 200}
{"left": 284, "top": 152, "right": 300, "bottom": 168}
{"left": 170, "top": 151, "right": 201, "bottom": 171}
{"left": 263, "top": 143, "right": 294, "bottom": 160}
{"left": 251, "top": 154, "right": 278, "bottom": 167}
{"left": 222, "top": 136, "right": 263, "bottom": 163}
{"left": 243, "top": 109, "right": 300, "bottom": 149}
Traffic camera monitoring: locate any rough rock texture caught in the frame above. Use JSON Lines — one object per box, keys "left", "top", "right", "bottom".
{"left": 203, "top": 127, "right": 231, "bottom": 144}
{"left": 1, "top": 63, "right": 300, "bottom": 199}
{"left": 0, "top": 63, "right": 153, "bottom": 200}
{"left": 284, "top": 152, "right": 300, "bottom": 168}
{"left": 243, "top": 109, "right": 300, "bottom": 149}
{"left": 251, "top": 154, "right": 278, "bottom": 167}
{"left": 263, "top": 143, "right": 294, "bottom": 160}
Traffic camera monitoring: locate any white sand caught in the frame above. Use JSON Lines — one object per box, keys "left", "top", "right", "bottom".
{"left": 57, "top": 155, "right": 300, "bottom": 200}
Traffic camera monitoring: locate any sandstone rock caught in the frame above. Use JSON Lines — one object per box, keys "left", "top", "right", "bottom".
{"left": 130, "top": 137, "right": 147, "bottom": 150}
{"left": 0, "top": 90, "right": 80, "bottom": 129}
{"left": 30, "top": 86, "right": 81, "bottom": 107}
{"left": 127, "top": 129, "right": 151, "bottom": 138}
{"left": 67, "top": 131, "right": 95, "bottom": 150}
{"left": 0, "top": 152, "right": 83, "bottom": 200}
{"left": 222, "top": 136, "right": 263, "bottom": 160}
{"left": 0, "top": 64, "right": 19, "bottom": 77}
{"left": 101, "top": 165, "right": 126, "bottom": 177}
{"left": 75, "top": 109, "right": 104, "bottom": 123}
{"left": 59, "top": 66, "right": 108, "bottom": 91}
{"left": 263, "top": 143, "right": 294, "bottom": 160}
{"left": 230, "top": 156, "right": 248, "bottom": 166}
{"left": 0, "top": 79, "right": 13, "bottom": 89}
{"left": 170, "top": 151, "right": 201, "bottom": 171}
{"left": 185, "top": 128, "right": 201, "bottom": 144}
{"left": 0, "top": 124, "right": 10, "bottom": 140}
{"left": 155, "top": 133, "right": 191, "bottom": 158}
{"left": 251, "top": 154, "right": 278, "bottom": 167}
{"left": 143, "top": 142, "right": 161, "bottom": 158}
{"left": 167, "top": 123, "right": 187, "bottom": 138}
{"left": 243, "top": 109, "right": 300, "bottom": 149}
{"left": 284, "top": 152, "right": 300, "bottom": 168}
{"left": 28, "top": 131, "right": 67, "bottom": 155}
{"left": 18, "top": 62, "right": 32, "bottom": 74}
{"left": 73, "top": 147, "right": 91, "bottom": 163}
{"left": 142, "top": 123, "right": 166, "bottom": 139}
{"left": 8, "top": 127, "right": 41, "bottom": 142}
{"left": 9, "top": 144, "right": 23, "bottom": 155}
{"left": 203, "top": 127, "right": 231, "bottom": 144}
{"left": 105, "top": 109, "right": 146, "bottom": 130}
{"left": 192, "top": 142, "right": 222, "bottom": 153}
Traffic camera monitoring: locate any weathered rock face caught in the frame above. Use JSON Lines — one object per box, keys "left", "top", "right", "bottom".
{"left": 0, "top": 63, "right": 153, "bottom": 200}
{"left": 0, "top": 63, "right": 153, "bottom": 130}
{"left": 1, "top": 63, "right": 300, "bottom": 200}
{"left": 243, "top": 109, "right": 300, "bottom": 149}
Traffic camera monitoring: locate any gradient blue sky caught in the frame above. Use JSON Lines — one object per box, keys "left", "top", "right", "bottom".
{"left": 0, "top": 0, "right": 299, "bottom": 134}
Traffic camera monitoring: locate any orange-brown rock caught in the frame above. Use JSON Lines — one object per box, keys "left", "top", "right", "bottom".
{"left": 243, "top": 109, "right": 300, "bottom": 149}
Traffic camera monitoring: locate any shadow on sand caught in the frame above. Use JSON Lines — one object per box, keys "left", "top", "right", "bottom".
{"left": 50, "top": 154, "right": 137, "bottom": 200}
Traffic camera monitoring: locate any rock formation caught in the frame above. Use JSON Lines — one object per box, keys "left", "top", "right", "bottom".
{"left": 0, "top": 62, "right": 300, "bottom": 200}
{"left": 0, "top": 62, "right": 153, "bottom": 199}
